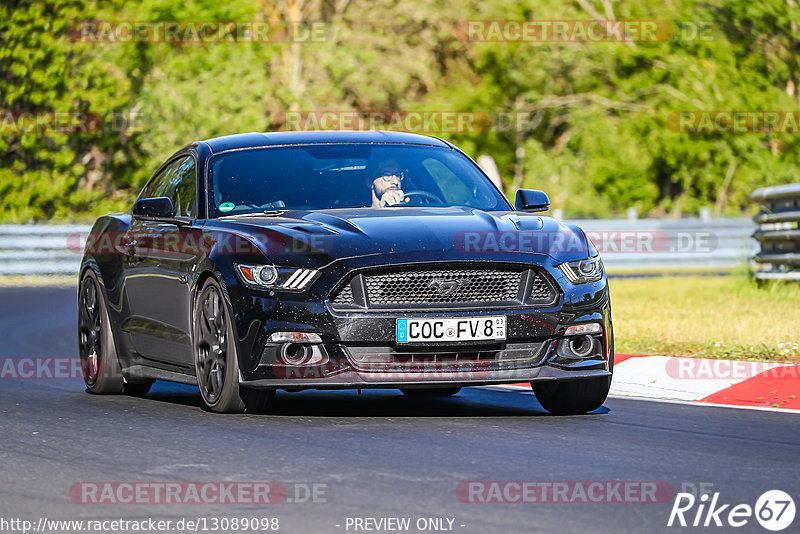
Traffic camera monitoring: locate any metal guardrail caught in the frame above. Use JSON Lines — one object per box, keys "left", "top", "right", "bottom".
{"left": 571, "top": 217, "right": 756, "bottom": 271}
{"left": 751, "top": 184, "right": 800, "bottom": 281}
{"left": 0, "top": 218, "right": 758, "bottom": 276}
{"left": 0, "top": 225, "right": 89, "bottom": 276}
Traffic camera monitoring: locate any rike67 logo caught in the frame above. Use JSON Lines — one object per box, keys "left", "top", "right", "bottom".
{"left": 668, "top": 490, "right": 796, "bottom": 531}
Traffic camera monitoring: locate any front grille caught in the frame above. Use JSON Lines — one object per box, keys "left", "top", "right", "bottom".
{"left": 331, "top": 266, "right": 558, "bottom": 310}
{"left": 529, "top": 273, "right": 553, "bottom": 301}
{"left": 331, "top": 283, "right": 353, "bottom": 306}
{"left": 366, "top": 269, "right": 520, "bottom": 305}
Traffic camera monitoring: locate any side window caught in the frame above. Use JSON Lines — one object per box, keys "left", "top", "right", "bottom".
{"left": 139, "top": 165, "right": 173, "bottom": 201}
{"left": 139, "top": 156, "right": 196, "bottom": 217}
{"left": 165, "top": 156, "right": 196, "bottom": 217}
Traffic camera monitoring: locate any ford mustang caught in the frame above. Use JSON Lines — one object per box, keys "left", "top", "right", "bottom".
{"left": 78, "top": 130, "right": 614, "bottom": 414}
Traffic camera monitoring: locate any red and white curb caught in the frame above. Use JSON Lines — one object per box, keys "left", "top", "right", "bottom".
{"left": 487, "top": 354, "right": 800, "bottom": 413}
{"left": 611, "top": 354, "right": 800, "bottom": 411}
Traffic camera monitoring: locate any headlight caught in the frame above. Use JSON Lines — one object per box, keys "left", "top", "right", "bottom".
{"left": 234, "top": 263, "right": 319, "bottom": 291}
{"left": 558, "top": 256, "right": 602, "bottom": 284}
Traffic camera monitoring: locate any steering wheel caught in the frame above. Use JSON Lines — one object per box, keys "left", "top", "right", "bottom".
{"left": 402, "top": 190, "right": 445, "bottom": 206}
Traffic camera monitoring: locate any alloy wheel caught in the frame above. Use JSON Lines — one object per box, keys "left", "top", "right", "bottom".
{"left": 195, "top": 285, "right": 228, "bottom": 403}
{"left": 78, "top": 276, "right": 102, "bottom": 385}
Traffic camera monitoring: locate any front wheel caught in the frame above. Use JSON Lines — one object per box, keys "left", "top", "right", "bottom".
{"left": 193, "top": 278, "right": 274, "bottom": 413}
{"left": 78, "top": 270, "right": 123, "bottom": 394}
{"left": 532, "top": 376, "right": 611, "bottom": 415}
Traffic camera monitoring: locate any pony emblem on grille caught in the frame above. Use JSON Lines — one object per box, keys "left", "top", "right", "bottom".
{"left": 428, "top": 278, "right": 466, "bottom": 296}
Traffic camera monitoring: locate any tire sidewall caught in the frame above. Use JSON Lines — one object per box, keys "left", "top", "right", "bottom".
{"left": 79, "top": 269, "right": 123, "bottom": 394}
{"left": 193, "top": 278, "right": 245, "bottom": 412}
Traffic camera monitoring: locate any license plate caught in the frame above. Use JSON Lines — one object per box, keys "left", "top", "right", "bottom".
{"left": 396, "top": 316, "right": 506, "bottom": 343}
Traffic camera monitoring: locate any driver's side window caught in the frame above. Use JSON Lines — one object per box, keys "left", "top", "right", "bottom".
{"left": 163, "top": 157, "right": 196, "bottom": 217}
{"left": 139, "top": 166, "right": 171, "bottom": 201}
{"left": 139, "top": 156, "right": 196, "bottom": 217}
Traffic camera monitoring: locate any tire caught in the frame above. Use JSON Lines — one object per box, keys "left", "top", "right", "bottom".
{"left": 78, "top": 270, "right": 124, "bottom": 394}
{"left": 401, "top": 387, "right": 462, "bottom": 397}
{"left": 123, "top": 380, "right": 154, "bottom": 397}
{"left": 193, "top": 278, "right": 274, "bottom": 413}
{"left": 531, "top": 376, "right": 611, "bottom": 415}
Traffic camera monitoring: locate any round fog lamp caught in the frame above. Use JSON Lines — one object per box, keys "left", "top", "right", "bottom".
{"left": 568, "top": 335, "right": 595, "bottom": 358}
{"left": 280, "top": 343, "right": 313, "bottom": 366}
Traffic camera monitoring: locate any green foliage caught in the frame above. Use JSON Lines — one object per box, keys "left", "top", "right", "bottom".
{"left": 0, "top": 0, "right": 143, "bottom": 220}
{"left": 1, "top": 0, "right": 799, "bottom": 221}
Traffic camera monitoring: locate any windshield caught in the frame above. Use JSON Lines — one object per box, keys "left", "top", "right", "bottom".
{"left": 206, "top": 143, "right": 509, "bottom": 217}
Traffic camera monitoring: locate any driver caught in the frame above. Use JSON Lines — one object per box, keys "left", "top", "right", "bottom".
{"left": 369, "top": 159, "right": 408, "bottom": 208}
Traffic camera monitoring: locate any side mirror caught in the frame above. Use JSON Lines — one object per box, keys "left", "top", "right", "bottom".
{"left": 515, "top": 189, "right": 550, "bottom": 212}
{"left": 133, "top": 197, "right": 175, "bottom": 220}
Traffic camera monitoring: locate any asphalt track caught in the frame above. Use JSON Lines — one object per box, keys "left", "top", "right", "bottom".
{"left": 1, "top": 286, "right": 799, "bottom": 534}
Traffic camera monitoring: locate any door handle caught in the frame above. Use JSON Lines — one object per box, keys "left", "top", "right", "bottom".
{"left": 120, "top": 234, "right": 138, "bottom": 257}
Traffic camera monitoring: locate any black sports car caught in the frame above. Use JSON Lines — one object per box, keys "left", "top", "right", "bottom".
{"left": 78, "top": 130, "right": 614, "bottom": 414}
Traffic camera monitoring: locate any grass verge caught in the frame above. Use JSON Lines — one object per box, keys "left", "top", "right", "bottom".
{"left": 0, "top": 275, "right": 77, "bottom": 287}
{"left": 611, "top": 275, "right": 800, "bottom": 363}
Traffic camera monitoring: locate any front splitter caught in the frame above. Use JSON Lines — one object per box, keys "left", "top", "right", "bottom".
{"left": 239, "top": 365, "right": 611, "bottom": 390}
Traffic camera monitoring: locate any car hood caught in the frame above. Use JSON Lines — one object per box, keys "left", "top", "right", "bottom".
{"left": 204, "top": 207, "right": 591, "bottom": 267}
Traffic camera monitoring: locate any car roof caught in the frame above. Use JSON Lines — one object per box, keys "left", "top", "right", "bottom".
{"left": 201, "top": 130, "right": 452, "bottom": 153}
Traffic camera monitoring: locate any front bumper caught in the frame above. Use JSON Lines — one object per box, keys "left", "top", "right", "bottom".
{"left": 224, "top": 254, "right": 612, "bottom": 390}
{"left": 229, "top": 287, "right": 612, "bottom": 390}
